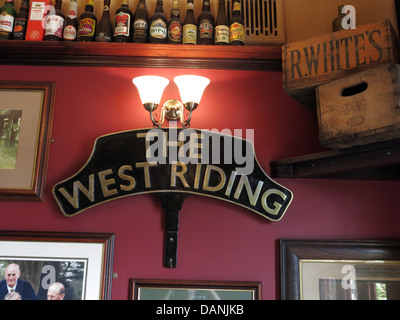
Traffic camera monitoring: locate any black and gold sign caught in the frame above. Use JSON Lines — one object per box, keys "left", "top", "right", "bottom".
{"left": 53, "top": 128, "right": 293, "bottom": 222}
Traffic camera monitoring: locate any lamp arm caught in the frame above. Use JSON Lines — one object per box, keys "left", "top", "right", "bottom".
{"left": 182, "top": 101, "right": 198, "bottom": 128}
{"left": 143, "top": 102, "right": 163, "bottom": 128}
{"left": 182, "top": 110, "right": 193, "bottom": 128}
{"left": 149, "top": 110, "right": 161, "bottom": 128}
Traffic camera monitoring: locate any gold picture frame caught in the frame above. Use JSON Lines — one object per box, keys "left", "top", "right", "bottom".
{"left": 130, "top": 279, "right": 261, "bottom": 300}
{"left": 0, "top": 81, "right": 55, "bottom": 201}
{"left": 280, "top": 239, "right": 400, "bottom": 300}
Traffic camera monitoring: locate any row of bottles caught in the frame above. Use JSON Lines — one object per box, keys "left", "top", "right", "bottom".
{"left": 0, "top": 0, "right": 244, "bottom": 45}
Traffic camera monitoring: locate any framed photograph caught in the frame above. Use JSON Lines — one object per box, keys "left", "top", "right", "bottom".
{"left": 0, "top": 231, "right": 115, "bottom": 300}
{"left": 130, "top": 279, "right": 261, "bottom": 300}
{"left": 0, "top": 81, "right": 55, "bottom": 201}
{"left": 395, "top": 0, "right": 400, "bottom": 36}
{"left": 280, "top": 239, "right": 400, "bottom": 300}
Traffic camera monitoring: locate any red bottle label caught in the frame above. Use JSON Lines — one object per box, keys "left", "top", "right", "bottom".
{"left": 114, "top": 12, "right": 130, "bottom": 36}
{"left": 168, "top": 20, "right": 182, "bottom": 41}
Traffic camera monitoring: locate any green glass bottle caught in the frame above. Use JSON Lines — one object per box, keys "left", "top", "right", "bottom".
{"left": 12, "top": 0, "right": 29, "bottom": 40}
{"left": 0, "top": 0, "right": 16, "bottom": 40}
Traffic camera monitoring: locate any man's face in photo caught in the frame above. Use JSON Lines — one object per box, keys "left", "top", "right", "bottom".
{"left": 5, "top": 265, "right": 20, "bottom": 287}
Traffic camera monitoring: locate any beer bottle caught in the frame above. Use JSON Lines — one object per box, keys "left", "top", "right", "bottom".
{"left": 214, "top": 0, "right": 229, "bottom": 45}
{"left": 197, "top": 0, "right": 213, "bottom": 45}
{"left": 113, "top": 0, "right": 132, "bottom": 42}
{"left": 149, "top": 0, "right": 167, "bottom": 43}
{"left": 167, "top": 0, "right": 181, "bottom": 44}
{"left": 63, "top": 0, "right": 78, "bottom": 41}
{"left": 44, "top": 0, "right": 65, "bottom": 41}
{"left": 12, "top": 0, "right": 29, "bottom": 40}
{"left": 229, "top": 0, "right": 244, "bottom": 45}
{"left": 77, "top": 0, "right": 97, "bottom": 41}
{"left": 182, "top": 0, "right": 196, "bottom": 44}
{"left": 96, "top": 0, "right": 112, "bottom": 42}
{"left": 332, "top": 5, "right": 345, "bottom": 32}
{"left": 132, "top": 0, "right": 149, "bottom": 43}
{"left": 0, "top": 0, "right": 16, "bottom": 40}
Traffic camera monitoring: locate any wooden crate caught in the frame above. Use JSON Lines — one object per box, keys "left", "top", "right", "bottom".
{"left": 316, "top": 63, "right": 400, "bottom": 149}
{"left": 283, "top": 19, "right": 400, "bottom": 108}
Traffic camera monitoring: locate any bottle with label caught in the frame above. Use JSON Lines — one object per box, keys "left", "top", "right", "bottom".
{"left": 77, "top": 0, "right": 97, "bottom": 41}
{"left": 197, "top": 0, "right": 213, "bottom": 45}
{"left": 182, "top": 0, "right": 196, "bottom": 44}
{"left": 168, "top": 0, "right": 181, "bottom": 44}
{"left": 229, "top": 0, "right": 244, "bottom": 45}
{"left": 63, "top": 0, "right": 77, "bottom": 41}
{"left": 44, "top": 0, "right": 65, "bottom": 41}
{"left": 113, "top": 0, "right": 132, "bottom": 42}
{"left": 132, "top": 0, "right": 149, "bottom": 43}
{"left": 96, "top": 0, "right": 112, "bottom": 41}
{"left": 12, "top": 0, "right": 29, "bottom": 40}
{"left": 149, "top": 0, "right": 167, "bottom": 43}
{"left": 0, "top": 0, "right": 16, "bottom": 40}
{"left": 214, "top": 0, "right": 229, "bottom": 45}
{"left": 332, "top": 5, "right": 345, "bottom": 32}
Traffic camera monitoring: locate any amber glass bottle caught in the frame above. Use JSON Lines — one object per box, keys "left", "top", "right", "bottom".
{"left": 132, "top": 0, "right": 149, "bottom": 43}
{"left": 44, "top": 0, "right": 65, "bottom": 41}
{"left": 214, "top": 0, "right": 228, "bottom": 45}
{"left": 77, "top": 0, "right": 97, "bottom": 41}
{"left": 149, "top": 0, "right": 167, "bottom": 43}
{"left": 332, "top": 5, "right": 345, "bottom": 32}
{"left": 197, "top": 0, "right": 213, "bottom": 45}
{"left": 0, "top": 0, "right": 16, "bottom": 40}
{"left": 12, "top": 0, "right": 29, "bottom": 40}
{"left": 168, "top": 0, "right": 182, "bottom": 44}
{"left": 114, "top": 0, "right": 132, "bottom": 42}
{"left": 229, "top": 0, "right": 244, "bottom": 45}
{"left": 182, "top": 0, "right": 196, "bottom": 44}
{"left": 96, "top": 0, "right": 112, "bottom": 41}
{"left": 63, "top": 0, "right": 78, "bottom": 40}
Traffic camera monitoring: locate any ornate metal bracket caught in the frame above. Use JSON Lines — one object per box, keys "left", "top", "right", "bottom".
{"left": 159, "top": 193, "right": 189, "bottom": 268}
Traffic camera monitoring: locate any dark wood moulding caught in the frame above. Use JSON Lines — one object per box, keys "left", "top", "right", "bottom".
{"left": 0, "top": 40, "right": 282, "bottom": 70}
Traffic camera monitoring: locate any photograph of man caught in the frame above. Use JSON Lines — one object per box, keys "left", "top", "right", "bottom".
{"left": 47, "top": 282, "right": 65, "bottom": 300}
{"left": 0, "top": 263, "right": 37, "bottom": 300}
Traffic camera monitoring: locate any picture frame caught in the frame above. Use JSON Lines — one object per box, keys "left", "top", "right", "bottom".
{"left": 280, "top": 239, "right": 400, "bottom": 300}
{"left": 129, "top": 279, "right": 261, "bottom": 300}
{"left": 0, "top": 81, "right": 55, "bottom": 201}
{"left": 0, "top": 230, "right": 115, "bottom": 300}
{"left": 395, "top": 0, "right": 400, "bottom": 36}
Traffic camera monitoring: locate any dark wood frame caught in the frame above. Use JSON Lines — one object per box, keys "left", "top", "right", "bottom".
{"left": 0, "top": 230, "right": 115, "bottom": 300}
{"left": 129, "top": 279, "right": 261, "bottom": 300}
{"left": 280, "top": 239, "right": 400, "bottom": 300}
{"left": 0, "top": 81, "right": 55, "bottom": 201}
{"left": 396, "top": 0, "right": 400, "bottom": 36}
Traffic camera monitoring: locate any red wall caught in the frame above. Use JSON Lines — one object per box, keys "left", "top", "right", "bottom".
{"left": 1, "top": 65, "right": 399, "bottom": 300}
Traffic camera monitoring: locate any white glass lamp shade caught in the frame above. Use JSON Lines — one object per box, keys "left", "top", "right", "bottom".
{"left": 173, "top": 75, "right": 210, "bottom": 104}
{"left": 132, "top": 76, "right": 169, "bottom": 105}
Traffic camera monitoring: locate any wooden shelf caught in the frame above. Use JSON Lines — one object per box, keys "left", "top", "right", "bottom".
{"left": 270, "top": 139, "right": 400, "bottom": 180}
{"left": 0, "top": 40, "right": 282, "bottom": 70}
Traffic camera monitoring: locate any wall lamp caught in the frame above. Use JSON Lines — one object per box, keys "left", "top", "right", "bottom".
{"left": 132, "top": 75, "right": 210, "bottom": 128}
